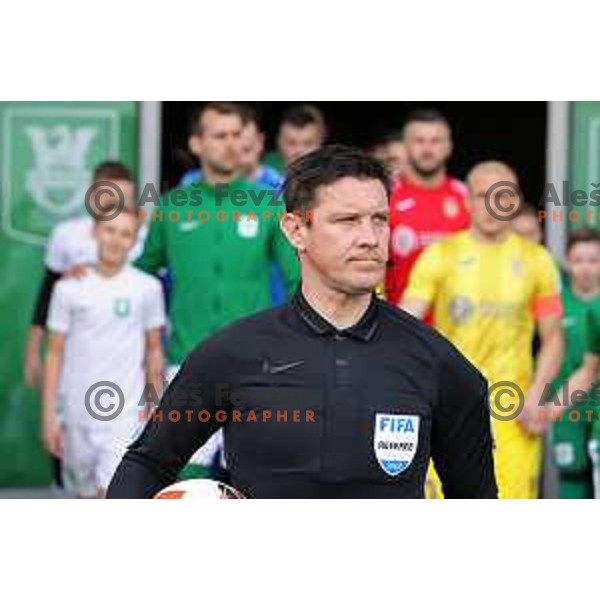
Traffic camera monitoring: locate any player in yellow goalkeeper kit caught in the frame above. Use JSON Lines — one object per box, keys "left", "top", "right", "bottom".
{"left": 401, "top": 161, "right": 563, "bottom": 499}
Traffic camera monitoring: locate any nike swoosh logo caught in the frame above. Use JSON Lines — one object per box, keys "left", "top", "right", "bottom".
{"left": 264, "top": 360, "right": 305, "bottom": 375}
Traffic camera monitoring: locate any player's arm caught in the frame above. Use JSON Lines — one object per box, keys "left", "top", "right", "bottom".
{"left": 561, "top": 303, "right": 600, "bottom": 406}
{"left": 567, "top": 355, "right": 600, "bottom": 400}
{"left": 134, "top": 209, "right": 166, "bottom": 275}
{"left": 106, "top": 335, "right": 230, "bottom": 499}
{"left": 24, "top": 324, "right": 45, "bottom": 389}
{"left": 431, "top": 343, "right": 497, "bottom": 499}
{"left": 520, "top": 249, "right": 564, "bottom": 432}
{"left": 24, "top": 223, "right": 66, "bottom": 388}
{"left": 42, "top": 331, "right": 65, "bottom": 458}
{"left": 31, "top": 268, "right": 61, "bottom": 327}
{"left": 400, "top": 243, "right": 444, "bottom": 319}
{"left": 567, "top": 354, "right": 600, "bottom": 403}
{"left": 144, "top": 328, "right": 164, "bottom": 410}
{"left": 24, "top": 270, "right": 59, "bottom": 389}
{"left": 520, "top": 314, "right": 563, "bottom": 433}
{"left": 142, "top": 278, "right": 167, "bottom": 409}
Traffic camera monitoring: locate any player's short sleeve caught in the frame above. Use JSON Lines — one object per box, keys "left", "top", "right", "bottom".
{"left": 46, "top": 280, "right": 73, "bottom": 334}
{"left": 135, "top": 211, "right": 166, "bottom": 275}
{"left": 586, "top": 303, "right": 600, "bottom": 356}
{"left": 530, "top": 247, "right": 563, "bottom": 320}
{"left": 45, "top": 224, "right": 68, "bottom": 272}
{"left": 142, "top": 276, "right": 166, "bottom": 331}
{"left": 403, "top": 241, "right": 446, "bottom": 304}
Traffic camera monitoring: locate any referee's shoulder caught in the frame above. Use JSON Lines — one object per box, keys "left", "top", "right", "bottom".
{"left": 377, "top": 299, "right": 443, "bottom": 348}
{"left": 377, "top": 299, "right": 485, "bottom": 383}
{"left": 222, "top": 303, "right": 287, "bottom": 338}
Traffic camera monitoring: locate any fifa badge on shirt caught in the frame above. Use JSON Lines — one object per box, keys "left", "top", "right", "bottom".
{"left": 443, "top": 197, "right": 460, "bottom": 219}
{"left": 113, "top": 298, "right": 131, "bottom": 318}
{"left": 374, "top": 413, "right": 420, "bottom": 476}
{"left": 237, "top": 214, "right": 260, "bottom": 238}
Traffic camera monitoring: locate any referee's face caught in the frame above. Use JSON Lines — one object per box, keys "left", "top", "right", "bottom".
{"left": 290, "top": 176, "right": 389, "bottom": 294}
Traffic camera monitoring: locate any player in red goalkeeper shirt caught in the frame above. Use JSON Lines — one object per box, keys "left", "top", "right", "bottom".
{"left": 385, "top": 109, "right": 470, "bottom": 306}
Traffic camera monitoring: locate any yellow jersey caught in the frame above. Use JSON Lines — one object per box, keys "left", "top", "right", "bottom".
{"left": 405, "top": 230, "right": 562, "bottom": 392}
{"left": 406, "top": 231, "right": 562, "bottom": 498}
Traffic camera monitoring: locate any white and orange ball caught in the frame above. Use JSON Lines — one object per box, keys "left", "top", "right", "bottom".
{"left": 154, "top": 479, "right": 245, "bottom": 499}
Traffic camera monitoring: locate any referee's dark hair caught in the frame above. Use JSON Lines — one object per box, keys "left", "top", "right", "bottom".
{"left": 403, "top": 107, "right": 450, "bottom": 133}
{"left": 283, "top": 144, "right": 391, "bottom": 221}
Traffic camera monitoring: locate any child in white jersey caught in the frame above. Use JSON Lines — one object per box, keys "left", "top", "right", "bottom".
{"left": 24, "top": 162, "right": 146, "bottom": 390}
{"left": 42, "top": 207, "right": 164, "bottom": 498}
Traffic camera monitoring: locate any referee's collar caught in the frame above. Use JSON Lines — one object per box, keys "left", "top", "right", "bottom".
{"left": 291, "top": 290, "right": 379, "bottom": 342}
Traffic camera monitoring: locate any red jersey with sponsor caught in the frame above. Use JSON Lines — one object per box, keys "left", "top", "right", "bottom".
{"left": 385, "top": 176, "right": 470, "bottom": 305}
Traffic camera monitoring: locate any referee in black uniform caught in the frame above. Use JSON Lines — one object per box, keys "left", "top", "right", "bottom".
{"left": 107, "top": 145, "right": 497, "bottom": 499}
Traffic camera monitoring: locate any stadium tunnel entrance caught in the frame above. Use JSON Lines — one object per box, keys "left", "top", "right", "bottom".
{"left": 161, "top": 101, "right": 547, "bottom": 219}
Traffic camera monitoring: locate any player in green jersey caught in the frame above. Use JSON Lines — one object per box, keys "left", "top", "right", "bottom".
{"left": 137, "top": 102, "right": 300, "bottom": 476}
{"left": 549, "top": 228, "right": 600, "bottom": 498}
{"left": 137, "top": 102, "right": 300, "bottom": 367}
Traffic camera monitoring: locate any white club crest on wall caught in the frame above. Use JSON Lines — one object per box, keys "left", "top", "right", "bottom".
{"left": 25, "top": 125, "right": 97, "bottom": 217}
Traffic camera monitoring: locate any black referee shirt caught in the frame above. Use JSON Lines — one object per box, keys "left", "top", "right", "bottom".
{"left": 107, "top": 292, "right": 497, "bottom": 499}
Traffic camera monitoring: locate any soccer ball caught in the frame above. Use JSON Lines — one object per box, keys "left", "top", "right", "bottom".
{"left": 154, "top": 478, "right": 246, "bottom": 499}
